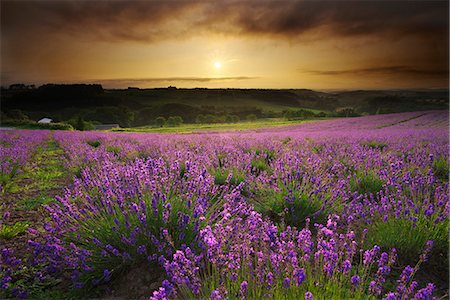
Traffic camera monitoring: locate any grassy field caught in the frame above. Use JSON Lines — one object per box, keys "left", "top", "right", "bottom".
{"left": 111, "top": 118, "right": 320, "bottom": 133}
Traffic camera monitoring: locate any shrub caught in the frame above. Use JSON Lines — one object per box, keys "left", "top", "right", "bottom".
{"left": 159, "top": 202, "right": 435, "bottom": 300}
{"left": 362, "top": 140, "right": 387, "bottom": 150}
{"left": 155, "top": 116, "right": 166, "bottom": 127}
{"left": 0, "top": 222, "right": 29, "bottom": 240}
{"left": 26, "top": 158, "right": 212, "bottom": 292}
{"left": 255, "top": 187, "right": 327, "bottom": 228}
{"left": 1, "top": 120, "right": 73, "bottom": 130}
{"left": 432, "top": 156, "right": 448, "bottom": 181}
{"left": 349, "top": 171, "right": 384, "bottom": 196}
{"left": 212, "top": 168, "right": 245, "bottom": 187}
{"left": 246, "top": 114, "right": 257, "bottom": 121}
{"left": 106, "top": 146, "right": 121, "bottom": 155}
{"left": 366, "top": 217, "right": 448, "bottom": 266}
{"left": 86, "top": 140, "right": 101, "bottom": 148}
{"left": 250, "top": 158, "right": 270, "bottom": 175}
{"left": 166, "top": 116, "right": 183, "bottom": 127}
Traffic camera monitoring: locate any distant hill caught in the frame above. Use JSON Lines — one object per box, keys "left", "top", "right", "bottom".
{"left": 1, "top": 84, "right": 448, "bottom": 127}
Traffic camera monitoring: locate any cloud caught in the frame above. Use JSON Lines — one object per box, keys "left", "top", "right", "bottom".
{"left": 1, "top": 1, "right": 448, "bottom": 43}
{"left": 302, "top": 66, "right": 449, "bottom": 78}
{"left": 79, "top": 76, "right": 259, "bottom": 87}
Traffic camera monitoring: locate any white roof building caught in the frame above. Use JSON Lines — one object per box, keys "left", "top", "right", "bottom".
{"left": 38, "top": 118, "right": 52, "bottom": 123}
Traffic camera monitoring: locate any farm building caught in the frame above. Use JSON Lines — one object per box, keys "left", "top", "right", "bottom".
{"left": 37, "top": 118, "right": 52, "bottom": 123}
{"left": 95, "top": 124, "right": 119, "bottom": 130}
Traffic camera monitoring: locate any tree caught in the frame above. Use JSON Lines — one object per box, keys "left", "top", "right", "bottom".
{"left": 231, "top": 115, "right": 240, "bottom": 123}
{"left": 246, "top": 114, "right": 257, "bottom": 121}
{"left": 155, "top": 116, "right": 166, "bottom": 127}
{"left": 6, "top": 109, "right": 29, "bottom": 121}
{"left": 196, "top": 114, "right": 206, "bottom": 124}
{"left": 204, "top": 114, "right": 216, "bottom": 124}
{"left": 75, "top": 115, "right": 86, "bottom": 131}
{"left": 166, "top": 116, "right": 183, "bottom": 127}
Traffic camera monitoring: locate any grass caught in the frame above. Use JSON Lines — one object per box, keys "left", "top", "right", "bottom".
{"left": 0, "top": 162, "right": 20, "bottom": 193}
{"left": 349, "top": 171, "right": 385, "bottom": 196}
{"left": 250, "top": 157, "right": 271, "bottom": 176}
{"left": 17, "top": 194, "right": 55, "bottom": 211}
{"left": 111, "top": 118, "right": 318, "bottom": 133}
{"left": 0, "top": 221, "right": 29, "bottom": 239}
{"left": 3, "top": 139, "right": 66, "bottom": 194}
{"left": 213, "top": 168, "right": 246, "bottom": 186}
{"left": 254, "top": 187, "right": 328, "bottom": 229}
{"left": 25, "top": 140, "right": 66, "bottom": 190}
{"left": 432, "top": 156, "right": 448, "bottom": 181}
{"left": 106, "top": 145, "right": 122, "bottom": 155}
{"left": 366, "top": 217, "right": 448, "bottom": 269}
{"left": 361, "top": 140, "right": 387, "bottom": 150}
{"left": 87, "top": 140, "right": 101, "bottom": 148}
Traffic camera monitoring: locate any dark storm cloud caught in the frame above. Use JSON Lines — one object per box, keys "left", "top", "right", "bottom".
{"left": 1, "top": 0, "right": 448, "bottom": 42}
{"left": 304, "top": 66, "right": 449, "bottom": 77}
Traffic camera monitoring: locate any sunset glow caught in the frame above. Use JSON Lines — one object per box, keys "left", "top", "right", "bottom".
{"left": 1, "top": 0, "right": 448, "bottom": 89}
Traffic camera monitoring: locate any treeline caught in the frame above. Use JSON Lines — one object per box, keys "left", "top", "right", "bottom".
{"left": 281, "top": 108, "right": 359, "bottom": 119}
{"left": 2, "top": 84, "right": 447, "bottom": 129}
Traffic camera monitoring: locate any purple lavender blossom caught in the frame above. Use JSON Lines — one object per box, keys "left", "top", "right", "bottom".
{"left": 240, "top": 280, "right": 248, "bottom": 295}
{"left": 282, "top": 277, "right": 290, "bottom": 289}
{"left": 351, "top": 275, "right": 360, "bottom": 287}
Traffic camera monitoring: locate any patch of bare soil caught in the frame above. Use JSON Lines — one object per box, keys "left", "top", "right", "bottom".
{"left": 101, "top": 264, "right": 165, "bottom": 300}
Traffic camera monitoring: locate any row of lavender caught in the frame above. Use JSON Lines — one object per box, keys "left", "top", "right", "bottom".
{"left": 1, "top": 111, "right": 448, "bottom": 299}
{"left": 0, "top": 130, "right": 50, "bottom": 193}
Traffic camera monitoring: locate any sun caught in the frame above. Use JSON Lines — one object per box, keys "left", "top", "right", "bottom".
{"left": 214, "top": 61, "right": 222, "bottom": 69}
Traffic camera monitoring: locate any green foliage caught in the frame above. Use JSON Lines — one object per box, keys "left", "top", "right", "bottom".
{"left": 0, "top": 161, "right": 20, "bottom": 193}
{"left": 40, "top": 122, "right": 74, "bottom": 130}
{"left": 246, "top": 114, "right": 257, "bottom": 121}
{"left": 106, "top": 146, "right": 121, "bottom": 155}
{"left": 366, "top": 217, "right": 448, "bottom": 266}
{"left": 213, "top": 168, "right": 246, "bottom": 186}
{"left": 75, "top": 115, "right": 85, "bottom": 131}
{"left": 255, "top": 188, "right": 327, "bottom": 228}
{"left": 64, "top": 193, "right": 204, "bottom": 288}
{"left": 192, "top": 269, "right": 375, "bottom": 300}
{"left": 87, "top": 140, "right": 101, "bottom": 148}
{"left": 84, "top": 106, "right": 134, "bottom": 128}
{"left": 336, "top": 107, "right": 359, "bottom": 117}
{"left": 225, "top": 114, "right": 240, "bottom": 123}
{"left": 68, "top": 116, "right": 95, "bottom": 131}
{"left": 432, "top": 156, "right": 448, "bottom": 181}
{"left": 17, "top": 194, "right": 55, "bottom": 210}
{"left": 311, "top": 145, "right": 324, "bottom": 154}
{"left": 283, "top": 108, "right": 318, "bottom": 120}
{"left": 349, "top": 171, "right": 384, "bottom": 195}
{"left": 281, "top": 137, "right": 292, "bottom": 145}
{"left": 155, "top": 116, "right": 166, "bottom": 127}
{"left": 250, "top": 157, "right": 271, "bottom": 175}
{"left": 166, "top": 116, "right": 183, "bottom": 127}
{"left": 0, "top": 221, "right": 29, "bottom": 239}
{"left": 1, "top": 120, "right": 73, "bottom": 130}
{"left": 362, "top": 140, "right": 387, "bottom": 150}
{"left": 196, "top": 114, "right": 241, "bottom": 124}
{"left": 6, "top": 109, "right": 29, "bottom": 120}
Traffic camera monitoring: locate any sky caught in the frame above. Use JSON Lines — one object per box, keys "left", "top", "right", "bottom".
{"left": 1, "top": 0, "right": 449, "bottom": 89}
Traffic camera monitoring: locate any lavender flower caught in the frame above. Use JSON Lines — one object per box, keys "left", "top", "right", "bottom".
{"left": 282, "top": 278, "right": 290, "bottom": 289}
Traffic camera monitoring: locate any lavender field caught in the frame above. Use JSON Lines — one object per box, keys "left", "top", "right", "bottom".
{"left": 1, "top": 111, "right": 449, "bottom": 300}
